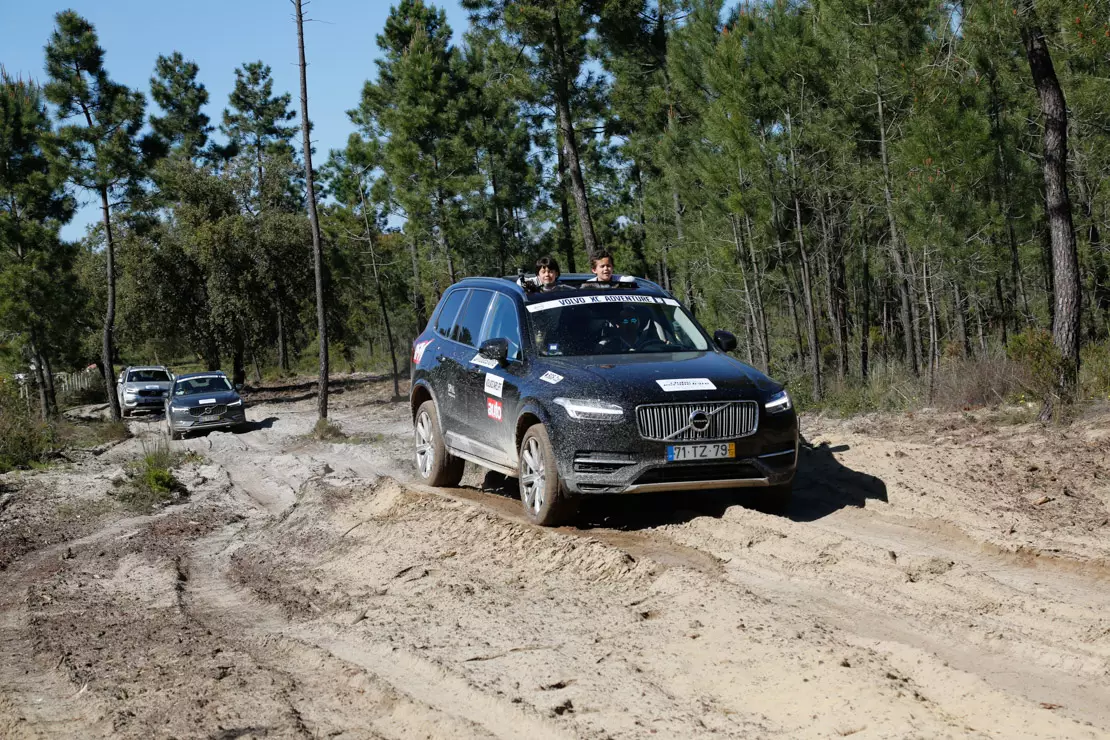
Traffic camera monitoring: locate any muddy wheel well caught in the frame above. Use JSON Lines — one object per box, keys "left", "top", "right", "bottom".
{"left": 410, "top": 384, "right": 431, "bottom": 420}
{"left": 515, "top": 412, "right": 542, "bottom": 453}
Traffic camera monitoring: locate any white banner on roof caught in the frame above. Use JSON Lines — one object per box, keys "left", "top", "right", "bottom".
{"left": 526, "top": 294, "right": 679, "bottom": 313}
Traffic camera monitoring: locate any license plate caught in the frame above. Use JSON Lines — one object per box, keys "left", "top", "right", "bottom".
{"left": 666, "top": 442, "right": 735, "bottom": 462}
{"left": 200, "top": 414, "right": 219, "bottom": 423}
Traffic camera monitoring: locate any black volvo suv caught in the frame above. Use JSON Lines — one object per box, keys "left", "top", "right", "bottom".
{"left": 409, "top": 274, "right": 799, "bottom": 525}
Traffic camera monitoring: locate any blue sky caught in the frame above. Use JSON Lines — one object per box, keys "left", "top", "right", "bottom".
{"left": 1, "top": 0, "right": 471, "bottom": 240}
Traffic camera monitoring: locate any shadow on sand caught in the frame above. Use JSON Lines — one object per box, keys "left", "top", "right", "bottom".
{"left": 472, "top": 437, "right": 887, "bottom": 532}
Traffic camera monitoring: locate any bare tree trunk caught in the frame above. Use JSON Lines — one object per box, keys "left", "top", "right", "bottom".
{"left": 1022, "top": 13, "right": 1080, "bottom": 410}
{"left": 860, "top": 236, "right": 871, "bottom": 380}
{"left": 98, "top": 187, "right": 121, "bottom": 419}
{"left": 551, "top": 12, "right": 598, "bottom": 257}
{"left": 731, "top": 215, "right": 766, "bottom": 368}
{"left": 744, "top": 215, "right": 770, "bottom": 369}
{"left": 28, "top": 341, "right": 49, "bottom": 420}
{"left": 555, "top": 138, "right": 576, "bottom": 273}
{"left": 953, "top": 281, "right": 970, "bottom": 359}
{"left": 408, "top": 232, "right": 427, "bottom": 328}
{"left": 872, "top": 46, "right": 918, "bottom": 375}
{"left": 356, "top": 173, "right": 400, "bottom": 399}
{"left": 786, "top": 110, "right": 822, "bottom": 401}
{"left": 295, "top": 0, "right": 329, "bottom": 421}
{"left": 276, "top": 305, "right": 289, "bottom": 373}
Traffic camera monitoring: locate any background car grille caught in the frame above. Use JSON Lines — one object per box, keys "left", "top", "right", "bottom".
{"left": 188, "top": 404, "right": 227, "bottom": 417}
{"left": 636, "top": 401, "right": 758, "bottom": 441}
{"left": 137, "top": 389, "right": 163, "bottom": 397}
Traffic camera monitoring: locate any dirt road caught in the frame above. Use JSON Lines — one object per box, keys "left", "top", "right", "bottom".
{"left": 2, "top": 376, "right": 1108, "bottom": 738}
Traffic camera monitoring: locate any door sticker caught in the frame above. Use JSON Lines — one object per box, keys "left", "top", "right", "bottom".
{"left": 484, "top": 373, "right": 504, "bottom": 398}
{"left": 413, "top": 340, "right": 432, "bottom": 363}
{"left": 471, "top": 353, "right": 499, "bottom": 369}
{"left": 447, "top": 383, "right": 456, "bottom": 399}
{"left": 655, "top": 378, "right": 716, "bottom": 392}
{"left": 540, "top": 371, "right": 563, "bottom": 384}
{"left": 486, "top": 398, "right": 503, "bottom": 421}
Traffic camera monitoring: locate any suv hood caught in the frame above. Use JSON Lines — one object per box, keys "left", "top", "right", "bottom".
{"left": 539, "top": 351, "right": 781, "bottom": 404}
{"left": 121, "top": 380, "right": 172, "bottom": 392}
{"left": 170, "top": 389, "right": 240, "bottom": 406}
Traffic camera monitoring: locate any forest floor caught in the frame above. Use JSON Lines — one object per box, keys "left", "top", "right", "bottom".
{"left": 1, "top": 374, "right": 1109, "bottom": 739}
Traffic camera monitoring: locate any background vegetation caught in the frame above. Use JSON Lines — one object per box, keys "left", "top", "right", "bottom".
{"left": 2, "top": 0, "right": 1109, "bottom": 432}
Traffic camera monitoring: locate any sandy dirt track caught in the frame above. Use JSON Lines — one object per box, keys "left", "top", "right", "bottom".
{"left": 1, "top": 375, "right": 1108, "bottom": 739}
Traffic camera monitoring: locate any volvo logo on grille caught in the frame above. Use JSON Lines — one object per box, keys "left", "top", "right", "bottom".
{"left": 204, "top": 406, "right": 215, "bottom": 414}
{"left": 689, "top": 410, "right": 711, "bottom": 432}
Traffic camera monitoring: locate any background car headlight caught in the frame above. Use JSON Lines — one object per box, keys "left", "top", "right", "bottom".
{"left": 553, "top": 397, "right": 623, "bottom": 421}
{"left": 765, "top": 390, "right": 792, "bottom": 413}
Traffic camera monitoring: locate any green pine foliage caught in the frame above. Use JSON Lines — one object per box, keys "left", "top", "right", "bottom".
{"left": 0, "top": 0, "right": 1107, "bottom": 416}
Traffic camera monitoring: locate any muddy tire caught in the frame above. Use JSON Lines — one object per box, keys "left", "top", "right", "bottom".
{"left": 518, "top": 424, "right": 572, "bottom": 527}
{"left": 414, "top": 401, "right": 464, "bottom": 487}
{"left": 747, "top": 482, "right": 792, "bottom": 515}
{"left": 121, "top": 408, "right": 131, "bottom": 419}
{"left": 166, "top": 416, "right": 182, "bottom": 441}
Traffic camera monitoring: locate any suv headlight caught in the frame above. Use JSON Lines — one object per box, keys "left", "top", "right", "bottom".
{"left": 227, "top": 399, "right": 242, "bottom": 407}
{"left": 169, "top": 404, "right": 189, "bottom": 412}
{"left": 553, "top": 397, "right": 623, "bottom": 421}
{"left": 765, "top": 390, "right": 792, "bottom": 413}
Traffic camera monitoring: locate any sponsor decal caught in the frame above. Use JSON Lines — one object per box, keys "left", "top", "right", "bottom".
{"left": 484, "top": 373, "right": 504, "bottom": 398}
{"left": 525, "top": 294, "right": 665, "bottom": 313}
{"left": 446, "top": 383, "right": 456, "bottom": 399}
{"left": 655, "top": 378, "right": 717, "bottom": 392}
{"left": 413, "top": 339, "right": 432, "bottom": 363}
{"left": 144, "top": 385, "right": 161, "bottom": 389}
{"left": 198, "top": 398, "right": 217, "bottom": 404}
{"left": 470, "top": 353, "right": 499, "bottom": 369}
{"left": 540, "top": 371, "right": 564, "bottom": 385}
{"left": 486, "top": 398, "right": 503, "bottom": 421}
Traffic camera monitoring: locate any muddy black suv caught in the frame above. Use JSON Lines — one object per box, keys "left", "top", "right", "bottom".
{"left": 409, "top": 274, "right": 799, "bottom": 525}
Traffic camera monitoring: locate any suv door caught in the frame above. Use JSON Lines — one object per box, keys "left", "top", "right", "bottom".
{"left": 469, "top": 293, "right": 526, "bottom": 464}
{"left": 426, "top": 289, "right": 468, "bottom": 430}
{"left": 448, "top": 289, "right": 496, "bottom": 442}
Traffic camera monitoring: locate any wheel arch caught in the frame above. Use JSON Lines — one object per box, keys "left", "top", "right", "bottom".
{"left": 410, "top": 380, "right": 438, "bottom": 421}
{"left": 514, "top": 400, "right": 552, "bottom": 458}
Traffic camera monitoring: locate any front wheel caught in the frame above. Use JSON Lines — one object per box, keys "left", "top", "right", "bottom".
{"left": 414, "top": 401, "right": 464, "bottom": 487}
{"left": 166, "top": 416, "right": 182, "bottom": 441}
{"left": 518, "top": 425, "right": 572, "bottom": 526}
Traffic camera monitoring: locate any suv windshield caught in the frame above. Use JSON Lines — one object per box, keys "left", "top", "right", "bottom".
{"left": 174, "top": 376, "right": 233, "bottom": 396}
{"left": 527, "top": 297, "right": 710, "bottom": 357}
{"left": 127, "top": 369, "right": 170, "bottom": 383}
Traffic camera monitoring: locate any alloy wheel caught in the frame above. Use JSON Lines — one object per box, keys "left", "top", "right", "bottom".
{"left": 415, "top": 410, "right": 434, "bottom": 478}
{"left": 520, "top": 436, "right": 546, "bottom": 514}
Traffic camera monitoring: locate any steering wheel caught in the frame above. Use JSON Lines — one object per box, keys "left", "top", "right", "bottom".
{"left": 634, "top": 336, "right": 671, "bottom": 352}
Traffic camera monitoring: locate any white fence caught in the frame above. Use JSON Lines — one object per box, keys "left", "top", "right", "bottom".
{"left": 17, "top": 367, "right": 100, "bottom": 400}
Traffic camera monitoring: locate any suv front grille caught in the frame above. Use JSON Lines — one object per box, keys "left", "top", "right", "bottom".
{"left": 188, "top": 404, "right": 227, "bottom": 417}
{"left": 636, "top": 401, "right": 758, "bottom": 441}
{"left": 137, "top": 389, "right": 163, "bottom": 397}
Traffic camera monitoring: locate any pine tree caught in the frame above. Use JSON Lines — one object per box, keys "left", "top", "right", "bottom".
{"left": 44, "top": 11, "right": 151, "bottom": 420}
{"left": 150, "top": 52, "right": 212, "bottom": 160}
{"left": 0, "top": 72, "right": 77, "bottom": 418}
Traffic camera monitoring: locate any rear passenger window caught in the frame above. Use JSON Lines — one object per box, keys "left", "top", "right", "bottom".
{"left": 452, "top": 290, "right": 493, "bottom": 347}
{"left": 480, "top": 294, "right": 523, "bottom": 361}
{"left": 434, "top": 291, "right": 467, "bottom": 338}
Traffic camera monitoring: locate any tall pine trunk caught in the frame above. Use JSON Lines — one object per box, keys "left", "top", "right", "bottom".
{"left": 295, "top": 0, "right": 329, "bottom": 420}
{"left": 357, "top": 174, "right": 400, "bottom": 399}
{"left": 555, "top": 138, "right": 576, "bottom": 273}
{"left": 98, "top": 187, "right": 120, "bottom": 419}
{"left": 1021, "top": 14, "right": 1081, "bottom": 407}
{"left": 551, "top": 12, "right": 598, "bottom": 258}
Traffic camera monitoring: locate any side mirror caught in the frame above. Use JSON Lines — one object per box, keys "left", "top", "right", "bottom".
{"left": 234, "top": 383, "right": 244, "bottom": 391}
{"left": 714, "top": 330, "right": 737, "bottom": 352}
{"left": 479, "top": 337, "right": 509, "bottom": 364}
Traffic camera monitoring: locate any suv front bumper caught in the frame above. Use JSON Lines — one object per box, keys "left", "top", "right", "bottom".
{"left": 548, "top": 410, "right": 798, "bottom": 495}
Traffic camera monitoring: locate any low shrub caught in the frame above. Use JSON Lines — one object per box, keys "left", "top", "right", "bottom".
{"left": 0, "top": 376, "right": 55, "bottom": 472}
{"left": 313, "top": 418, "right": 348, "bottom": 441}
{"left": 116, "top": 439, "right": 186, "bottom": 511}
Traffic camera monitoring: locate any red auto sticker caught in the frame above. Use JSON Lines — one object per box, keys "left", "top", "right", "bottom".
{"left": 486, "top": 398, "right": 503, "bottom": 422}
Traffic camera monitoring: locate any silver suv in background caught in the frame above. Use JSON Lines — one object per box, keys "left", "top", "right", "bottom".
{"left": 116, "top": 366, "right": 173, "bottom": 417}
